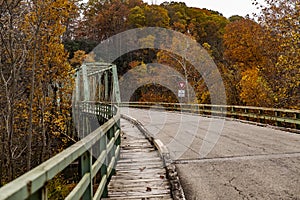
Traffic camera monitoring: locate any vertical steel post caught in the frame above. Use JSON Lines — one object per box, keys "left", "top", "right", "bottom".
{"left": 82, "top": 64, "right": 90, "bottom": 101}
{"left": 91, "top": 76, "right": 96, "bottom": 101}
{"left": 112, "top": 65, "right": 121, "bottom": 104}
{"left": 244, "top": 108, "right": 248, "bottom": 121}
{"left": 75, "top": 71, "right": 80, "bottom": 102}
{"left": 75, "top": 72, "right": 81, "bottom": 137}
{"left": 275, "top": 111, "right": 281, "bottom": 127}
{"left": 231, "top": 107, "right": 235, "bottom": 119}
{"left": 296, "top": 113, "right": 300, "bottom": 130}
{"left": 104, "top": 71, "right": 108, "bottom": 102}
{"left": 98, "top": 73, "right": 102, "bottom": 102}
{"left": 258, "top": 109, "right": 263, "bottom": 123}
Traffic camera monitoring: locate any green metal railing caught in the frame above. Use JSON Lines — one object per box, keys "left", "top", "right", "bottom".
{"left": 120, "top": 102, "right": 300, "bottom": 131}
{"left": 0, "top": 103, "right": 121, "bottom": 200}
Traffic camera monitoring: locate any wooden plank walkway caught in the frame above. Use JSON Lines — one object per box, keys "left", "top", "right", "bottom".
{"left": 104, "top": 119, "right": 172, "bottom": 199}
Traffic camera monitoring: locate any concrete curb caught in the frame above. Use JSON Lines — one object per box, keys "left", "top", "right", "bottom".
{"left": 121, "top": 114, "right": 186, "bottom": 200}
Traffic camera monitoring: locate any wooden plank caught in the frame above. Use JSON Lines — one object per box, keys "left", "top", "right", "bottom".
{"left": 116, "top": 157, "right": 162, "bottom": 163}
{"left": 114, "top": 168, "right": 166, "bottom": 174}
{"left": 108, "top": 183, "right": 170, "bottom": 189}
{"left": 105, "top": 120, "right": 172, "bottom": 199}
{"left": 120, "top": 149, "right": 157, "bottom": 153}
{"left": 108, "top": 187, "right": 171, "bottom": 192}
{"left": 103, "top": 194, "right": 172, "bottom": 200}
{"left": 108, "top": 178, "right": 169, "bottom": 184}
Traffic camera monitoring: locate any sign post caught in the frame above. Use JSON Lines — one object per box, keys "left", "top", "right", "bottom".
{"left": 178, "top": 81, "right": 185, "bottom": 102}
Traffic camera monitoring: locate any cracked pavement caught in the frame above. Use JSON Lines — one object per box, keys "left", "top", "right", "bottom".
{"left": 122, "top": 108, "right": 300, "bottom": 199}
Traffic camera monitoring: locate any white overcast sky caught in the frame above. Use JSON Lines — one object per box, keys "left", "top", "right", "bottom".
{"left": 143, "top": 0, "right": 266, "bottom": 18}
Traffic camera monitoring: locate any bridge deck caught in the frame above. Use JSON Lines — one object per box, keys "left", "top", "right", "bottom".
{"left": 104, "top": 119, "right": 172, "bottom": 199}
{"left": 122, "top": 108, "right": 300, "bottom": 199}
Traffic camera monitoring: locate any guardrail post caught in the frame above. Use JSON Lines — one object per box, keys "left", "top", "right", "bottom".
{"left": 244, "top": 108, "right": 249, "bottom": 121}
{"left": 199, "top": 105, "right": 204, "bottom": 115}
{"left": 192, "top": 104, "right": 196, "bottom": 114}
{"left": 220, "top": 106, "right": 225, "bottom": 117}
{"left": 275, "top": 111, "right": 281, "bottom": 127}
{"left": 230, "top": 107, "right": 235, "bottom": 119}
{"left": 80, "top": 150, "right": 93, "bottom": 200}
{"left": 295, "top": 113, "right": 300, "bottom": 129}
{"left": 258, "top": 109, "right": 263, "bottom": 123}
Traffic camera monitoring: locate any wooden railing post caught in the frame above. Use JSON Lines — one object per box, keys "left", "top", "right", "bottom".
{"left": 108, "top": 126, "right": 115, "bottom": 177}
{"left": 115, "top": 119, "right": 121, "bottom": 161}
{"left": 100, "top": 133, "right": 108, "bottom": 197}
{"left": 80, "top": 150, "right": 93, "bottom": 200}
{"left": 28, "top": 185, "right": 47, "bottom": 200}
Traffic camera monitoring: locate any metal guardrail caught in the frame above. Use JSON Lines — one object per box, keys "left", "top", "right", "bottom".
{"left": 0, "top": 103, "right": 121, "bottom": 200}
{"left": 120, "top": 102, "right": 300, "bottom": 131}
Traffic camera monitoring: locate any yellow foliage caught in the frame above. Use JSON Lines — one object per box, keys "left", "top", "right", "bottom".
{"left": 239, "top": 68, "right": 273, "bottom": 107}
{"left": 21, "top": 0, "right": 76, "bottom": 141}
{"left": 85, "top": 52, "right": 96, "bottom": 63}
{"left": 70, "top": 50, "right": 87, "bottom": 67}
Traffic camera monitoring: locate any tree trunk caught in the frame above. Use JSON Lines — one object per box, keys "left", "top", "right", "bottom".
{"left": 40, "top": 89, "right": 47, "bottom": 163}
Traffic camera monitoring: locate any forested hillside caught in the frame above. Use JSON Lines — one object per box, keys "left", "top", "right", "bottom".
{"left": 0, "top": 0, "right": 298, "bottom": 189}
{"left": 66, "top": 0, "right": 299, "bottom": 108}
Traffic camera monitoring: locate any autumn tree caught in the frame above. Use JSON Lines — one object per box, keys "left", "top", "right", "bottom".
{"left": 186, "top": 7, "right": 229, "bottom": 62}
{"left": 76, "top": 0, "right": 143, "bottom": 42}
{"left": 253, "top": 0, "right": 299, "bottom": 108}
{"left": 70, "top": 50, "right": 88, "bottom": 68}
{"left": 222, "top": 0, "right": 299, "bottom": 108}
{"left": 161, "top": 2, "right": 189, "bottom": 33}
{"left": 223, "top": 18, "right": 274, "bottom": 106}
{"left": 0, "top": 0, "right": 75, "bottom": 184}
{"left": 239, "top": 68, "right": 273, "bottom": 106}
{"left": 23, "top": 0, "right": 75, "bottom": 169}
{"left": 0, "top": 0, "right": 29, "bottom": 184}
{"left": 228, "top": 15, "right": 244, "bottom": 22}
{"left": 63, "top": 0, "right": 144, "bottom": 59}
{"left": 128, "top": 4, "right": 170, "bottom": 28}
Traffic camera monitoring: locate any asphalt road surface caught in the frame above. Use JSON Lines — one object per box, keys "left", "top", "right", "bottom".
{"left": 122, "top": 107, "right": 300, "bottom": 200}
